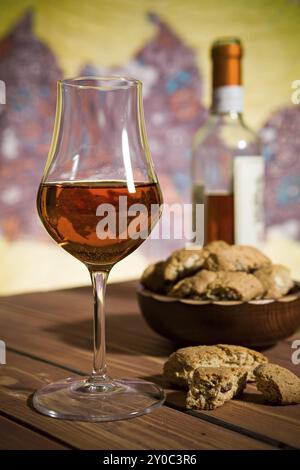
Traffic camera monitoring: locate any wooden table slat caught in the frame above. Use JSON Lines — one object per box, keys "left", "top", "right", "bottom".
{"left": 0, "top": 351, "right": 272, "bottom": 450}
{"left": 0, "top": 415, "right": 68, "bottom": 450}
{"left": 0, "top": 282, "right": 299, "bottom": 449}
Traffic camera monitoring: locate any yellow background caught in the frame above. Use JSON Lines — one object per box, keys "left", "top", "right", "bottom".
{"left": 1, "top": 0, "right": 300, "bottom": 293}
{"left": 1, "top": 0, "right": 300, "bottom": 128}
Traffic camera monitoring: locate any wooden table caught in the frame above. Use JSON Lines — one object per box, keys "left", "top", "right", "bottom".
{"left": 0, "top": 281, "right": 299, "bottom": 450}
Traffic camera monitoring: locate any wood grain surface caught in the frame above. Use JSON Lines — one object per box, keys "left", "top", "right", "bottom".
{"left": 0, "top": 281, "right": 299, "bottom": 450}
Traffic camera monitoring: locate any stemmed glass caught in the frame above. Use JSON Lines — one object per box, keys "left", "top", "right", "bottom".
{"left": 34, "top": 76, "right": 165, "bottom": 421}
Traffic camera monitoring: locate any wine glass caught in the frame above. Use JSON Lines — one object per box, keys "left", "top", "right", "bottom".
{"left": 34, "top": 76, "right": 165, "bottom": 421}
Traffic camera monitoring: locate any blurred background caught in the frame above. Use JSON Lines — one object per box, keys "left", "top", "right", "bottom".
{"left": 0, "top": 0, "right": 300, "bottom": 294}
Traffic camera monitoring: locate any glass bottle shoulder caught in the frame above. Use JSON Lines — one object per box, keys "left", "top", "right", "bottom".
{"left": 193, "top": 112, "right": 259, "bottom": 155}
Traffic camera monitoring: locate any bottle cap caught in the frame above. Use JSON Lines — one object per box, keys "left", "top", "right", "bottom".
{"left": 212, "top": 37, "right": 243, "bottom": 87}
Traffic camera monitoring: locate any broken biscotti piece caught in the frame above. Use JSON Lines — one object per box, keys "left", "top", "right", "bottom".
{"left": 140, "top": 261, "right": 167, "bottom": 294}
{"left": 141, "top": 241, "right": 230, "bottom": 293}
{"left": 204, "top": 245, "right": 271, "bottom": 272}
{"left": 254, "top": 363, "right": 300, "bottom": 405}
{"left": 163, "top": 248, "right": 206, "bottom": 282}
{"left": 163, "top": 241, "right": 230, "bottom": 283}
{"left": 163, "top": 344, "right": 268, "bottom": 388}
{"left": 167, "top": 270, "right": 217, "bottom": 298}
{"left": 206, "top": 271, "right": 264, "bottom": 301}
{"left": 253, "top": 265, "right": 294, "bottom": 299}
{"left": 186, "top": 366, "right": 247, "bottom": 410}
{"left": 203, "top": 240, "right": 230, "bottom": 255}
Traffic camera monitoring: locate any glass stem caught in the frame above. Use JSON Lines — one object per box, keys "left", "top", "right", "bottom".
{"left": 90, "top": 270, "right": 110, "bottom": 383}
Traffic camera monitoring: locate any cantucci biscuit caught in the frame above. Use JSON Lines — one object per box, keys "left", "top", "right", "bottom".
{"left": 186, "top": 366, "right": 247, "bottom": 410}
{"left": 163, "top": 344, "right": 268, "bottom": 388}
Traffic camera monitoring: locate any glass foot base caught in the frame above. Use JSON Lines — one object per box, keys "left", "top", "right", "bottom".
{"left": 33, "top": 377, "right": 166, "bottom": 422}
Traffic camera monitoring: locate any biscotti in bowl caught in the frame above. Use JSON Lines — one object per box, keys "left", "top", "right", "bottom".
{"left": 137, "top": 241, "right": 300, "bottom": 348}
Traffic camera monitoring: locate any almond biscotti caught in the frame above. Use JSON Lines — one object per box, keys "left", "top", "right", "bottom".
{"left": 254, "top": 363, "right": 300, "bottom": 404}
{"left": 163, "top": 241, "right": 230, "bottom": 283}
{"left": 206, "top": 271, "right": 264, "bottom": 301}
{"left": 204, "top": 245, "right": 271, "bottom": 272}
{"left": 253, "top": 265, "right": 294, "bottom": 299}
{"left": 186, "top": 366, "right": 247, "bottom": 410}
{"left": 163, "top": 248, "right": 206, "bottom": 282}
{"left": 163, "top": 344, "right": 268, "bottom": 388}
{"left": 140, "top": 241, "right": 293, "bottom": 301}
{"left": 203, "top": 240, "right": 230, "bottom": 255}
{"left": 141, "top": 261, "right": 167, "bottom": 294}
{"left": 168, "top": 270, "right": 217, "bottom": 298}
{"left": 168, "top": 271, "right": 264, "bottom": 301}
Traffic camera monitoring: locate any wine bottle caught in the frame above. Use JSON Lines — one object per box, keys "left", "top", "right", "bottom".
{"left": 192, "top": 38, "right": 264, "bottom": 246}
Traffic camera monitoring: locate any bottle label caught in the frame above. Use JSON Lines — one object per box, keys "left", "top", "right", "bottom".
{"left": 233, "top": 156, "right": 264, "bottom": 247}
{"left": 213, "top": 86, "right": 244, "bottom": 113}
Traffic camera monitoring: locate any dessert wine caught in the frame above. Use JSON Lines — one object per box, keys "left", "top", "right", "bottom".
{"left": 38, "top": 181, "right": 162, "bottom": 270}
{"left": 192, "top": 38, "right": 264, "bottom": 246}
{"left": 205, "top": 191, "right": 234, "bottom": 244}
{"left": 33, "top": 76, "right": 166, "bottom": 423}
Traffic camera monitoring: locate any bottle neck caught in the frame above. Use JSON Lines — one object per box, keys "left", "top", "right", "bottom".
{"left": 212, "top": 85, "right": 244, "bottom": 115}
{"left": 211, "top": 39, "right": 243, "bottom": 115}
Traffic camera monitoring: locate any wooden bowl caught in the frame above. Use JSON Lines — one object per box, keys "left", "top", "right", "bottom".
{"left": 137, "top": 284, "right": 300, "bottom": 349}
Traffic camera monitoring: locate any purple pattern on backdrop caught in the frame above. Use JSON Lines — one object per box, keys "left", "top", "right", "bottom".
{"left": 260, "top": 106, "right": 300, "bottom": 239}
{"left": 81, "top": 14, "right": 208, "bottom": 256}
{"left": 0, "top": 10, "right": 299, "bottom": 250}
{"left": 0, "top": 11, "right": 62, "bottom": 240}
{"left": 82, "top": 14, "right": 208, "bottom": 207}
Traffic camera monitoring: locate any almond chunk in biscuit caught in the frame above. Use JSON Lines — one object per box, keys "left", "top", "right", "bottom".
{"left": 163, "top": 248, "right": 205, "bottom": 282}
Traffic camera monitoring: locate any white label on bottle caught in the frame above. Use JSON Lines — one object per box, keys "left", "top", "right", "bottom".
{"left": 234, "top": 156, "right": 264, "bottom": 247}
{"left": 0, "top": 80, "right": 5, "bottom": 105}
{"left": 213, "top": 86, "right": 244, "bottom": 113}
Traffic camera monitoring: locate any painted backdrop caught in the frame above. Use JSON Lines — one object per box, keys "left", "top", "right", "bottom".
{"left": 0, "top": 0, "right": 300, "bottom": 293}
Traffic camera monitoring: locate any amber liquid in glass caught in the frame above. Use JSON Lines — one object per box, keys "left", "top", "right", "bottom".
{"left": 38, "top": 181, "right": 162, "bottom": 269}
{"left": 205, "top": 192, "right": 234, "bottom": 244}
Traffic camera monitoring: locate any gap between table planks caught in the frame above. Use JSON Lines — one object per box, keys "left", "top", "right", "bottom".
{"left": 0, "top": 414, "right": 69, "bottom": 450}
{"left": 0, "top": 281, "right": 299, "bottom": 449}
{"left": 0, "top": 351, "right": 273, "bottom": 450}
